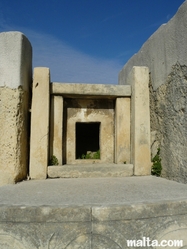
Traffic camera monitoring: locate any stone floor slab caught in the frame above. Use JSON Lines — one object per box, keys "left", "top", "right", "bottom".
{"left": 1, "top": 176, "right": 187, "bottom": 248}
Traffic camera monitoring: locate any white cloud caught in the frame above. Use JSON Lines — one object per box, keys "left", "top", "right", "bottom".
{"left": 28, "top": 31, "right": 122, "bottom": 84}
{"left": 1, "top": 24, "right": 123, "bottom": 84}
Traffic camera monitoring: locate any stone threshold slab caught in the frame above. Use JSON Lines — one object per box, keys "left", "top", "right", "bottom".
{"left": 48, "top": 164, "right": 133, "bottom": 178}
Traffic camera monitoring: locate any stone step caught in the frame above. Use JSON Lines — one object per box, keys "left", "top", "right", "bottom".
{"left": 48, "top": 163, "right": 133, "bottom": 178}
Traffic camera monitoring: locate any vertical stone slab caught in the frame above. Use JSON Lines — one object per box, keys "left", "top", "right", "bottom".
{"left": 30, "top": 68, "right": 50, "bottom": 179}
{"left": 0, "top": 32, "right": 32, "bottom": 186}
{"left": 49, "top": 95, "right": 63, "bottom": 165}
{"left": 115, "top": 97, "right": 130, "bottom": 164}
{"left": 128, "top": 66, "right": 151, "bottom": 175}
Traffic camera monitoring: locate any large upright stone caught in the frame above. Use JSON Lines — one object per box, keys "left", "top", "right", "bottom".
{"left": 115, "top": 97, "right": 130, "bottom": 164}
{"left": 0, "top": 32, "right": 32, "bottom": 186}
{"left": 30, "top": 68, "right": 50, "bottom": 179}
{"left": 127, "top": 67, "right": 151, "bottom": 175}
{"left": 49, "top": 95, "right": 63, "bottom": 165}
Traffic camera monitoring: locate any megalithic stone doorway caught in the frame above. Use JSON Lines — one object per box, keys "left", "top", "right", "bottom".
{"left": 29, "top": 67, "right": 151, "bottom": 179}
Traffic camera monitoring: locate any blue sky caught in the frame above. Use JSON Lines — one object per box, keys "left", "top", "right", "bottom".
{"left": 0, "top": 0, "right": 185, "bottom": 84}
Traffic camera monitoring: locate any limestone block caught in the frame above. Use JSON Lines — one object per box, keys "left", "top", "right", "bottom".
{"left": 115, "top": 97, "right": 130, "bottom": 164}
{"left": 1, "top": 202, "right": 187, "bottom": 248}
{"left": 51, "top": 82, "right": 131, "bottom": 97}
{"left": 0, "top": 32, "right": 32, "bottom": 186}
{"left": 48, "top": 164, "right": 133, "bottom": 178}
{"left": 49, "top": 96, "right": 63, "bottom": 165}
{"left": 0, "top": 32, "right": 32, "bottom": 91}
{"left": 128, "top": 67, "right": 151, "bottom": 175}
{"left": 30, "top": 68, "right": 50, "bottom": 179}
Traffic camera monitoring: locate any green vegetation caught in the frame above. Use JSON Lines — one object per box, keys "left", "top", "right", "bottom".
{"left": 49, "top": 155, "right": 59, "bottom": 166}
{"left": 151, "top": 148, "right": 162, "bottom": 176}
{"left": 81, "top": 150, "right": 100, "bottom": 159}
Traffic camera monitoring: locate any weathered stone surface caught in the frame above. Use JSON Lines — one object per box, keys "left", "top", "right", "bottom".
{"left": 0, "top": 216, "right": 186, "bottom": 248}
{"left": 0, "top": 31, "right": 32, "bottom": 91}
{"left": 0, "top": 206, "right": 91, "bottom": 223}
{"left": 150, "top": 63, "right": 187, "bottom": 183}
{"left": 0, "top": 87, "right": 29, "bottom": 185}
{"left": 0, "top": 215, "right": 186, "bottom": 248}
{"left": 115, "top": 98, "right": 130, "bottom": 164}
{"left": 0, "top": 221, "right": 92, "bottom": 249}
{"left": 51, "top": 82, "right": 131, "bottom": 97}
{"left": 49, "top": 95, "right": 63, "bottom": 165}
{"left": 91, "top": 216, "right": 187, "bottom": 249}
{"left": 150, "top": 130, "right": 159, "bottom": 158}
{"left": 118, "top": 1, "right": 187, "bottom": 182}
{"left": 48, "top": 164, "right": 133, "bottom": 178}
{"left": 127, "top": 67, "right": 151, "bottom": 175}
{"left": 30, "top": 67, "right": 50, "bottom": 179}
{"left": 155, "top": 225, "right": 187, "bottom": 249}
{"left": 0, "top": 31, "right": 32, "bottom": 186}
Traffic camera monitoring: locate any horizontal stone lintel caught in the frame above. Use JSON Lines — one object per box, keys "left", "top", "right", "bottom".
{"left": 51, "top": 83, "right": 131, "bottom": 98}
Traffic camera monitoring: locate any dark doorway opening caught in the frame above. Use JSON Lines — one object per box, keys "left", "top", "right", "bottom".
{"left": 76, "top": 122, "right": 100, "bottom": 159}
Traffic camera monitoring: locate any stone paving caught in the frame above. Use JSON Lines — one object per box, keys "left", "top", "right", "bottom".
{"left": 0, "top": 176, "right": 187, "bottom": 248}
{"left": 1, "top": 176, "right": 187, "bottom": 206}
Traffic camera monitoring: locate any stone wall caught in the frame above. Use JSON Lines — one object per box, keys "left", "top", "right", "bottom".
{"left": 150, "top": 63, "right": 187, "bottom": 182}
{"left": 119, "top": 1, "right": 187, "bottom": 183}
{"left": 0, "top": 32, "right": 32, "bottom": 185}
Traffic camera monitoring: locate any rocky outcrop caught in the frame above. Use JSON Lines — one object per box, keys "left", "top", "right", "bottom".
{"left": 150, "top": 63, "right": 187, "bottom": 183}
